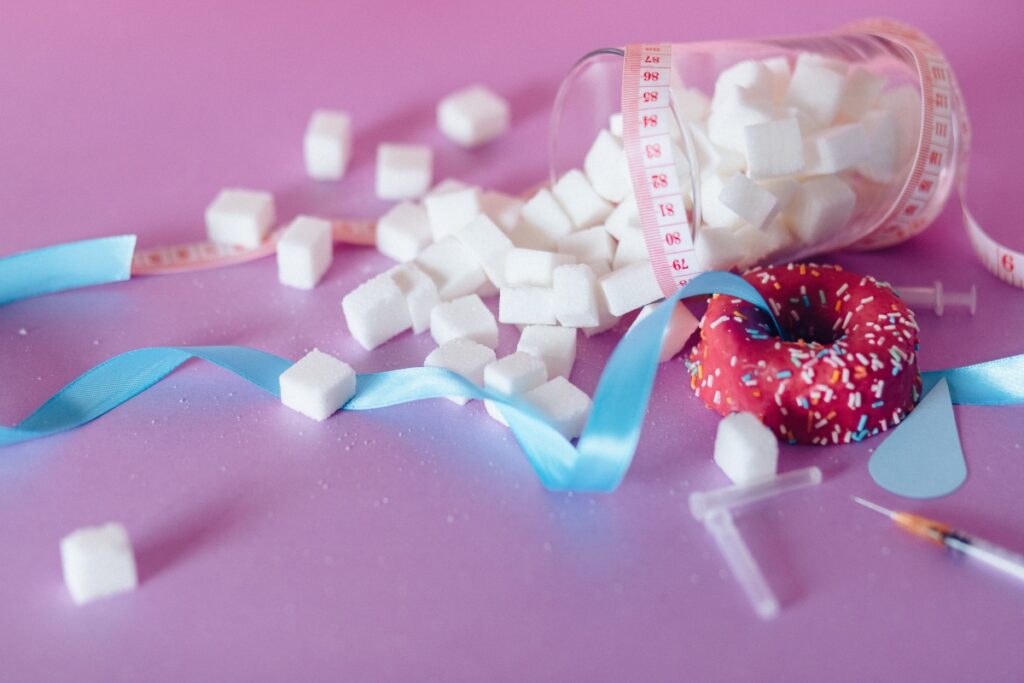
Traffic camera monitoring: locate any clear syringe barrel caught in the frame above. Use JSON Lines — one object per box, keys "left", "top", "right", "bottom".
{"left": 896, "top": 281, "right": 977, "bottom": 315}
{"left": 704, "top": 510, "right": 780, "bottom": 620}
{"left": 689, "top": 466, "right": 823, "bottom": 521}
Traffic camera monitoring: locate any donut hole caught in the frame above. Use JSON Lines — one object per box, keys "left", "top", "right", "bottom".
{"left": 771, "top": 303, "right": 844, "bottom": 346}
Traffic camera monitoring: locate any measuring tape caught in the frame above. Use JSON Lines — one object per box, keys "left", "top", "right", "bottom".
{"left": 621, "top": 21, "right": 1024, "bottom": 293}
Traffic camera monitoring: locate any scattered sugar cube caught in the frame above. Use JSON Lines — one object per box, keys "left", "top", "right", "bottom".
{"left": 376, "top": 143, "right": 433, "bottom": 200}
{"left": 600, "top": 261, "right": 663, "bottom": 316}
{"left": 455, "top": 214, "right": 513, "bottom": 282}
{"left": 582, "top": 284, "right": 621, "bottom": 337}
{"left": 276, "top": 216, "right": 333, "bottom": 290}
{"left": 604, "top": 194, "right": 640, "bottom": 240}
{"left": 784, "top": 176, "right": 857, "bottom": 245}
{"left": 205, "top": 188, "right": 275, "bottom": 248}
{"left": 424, "top": 185, "right": 483, "bottom": 241}
{"left": 629, "top": 301, "right": 699, "bottom": 362}
{"left": 429, "top": 294, "right": 498, "bottom": 348}
{"left": 609, "top": 112, "right": 623, "bottom": 137}
{"left": 517, "top": 325, "right": 577, "bottom": 379}
{"left": 483, "top": 352, "right": 548, "bottom": 425}
{"left": 557, "top": 226, "right": 615, "bottom": 264}
{"left": 718, "top": 173, "right": 780, "bottom": 231}
{"left": 837, "top": 68, "right": 886, "bottom": 121}
{"left": 713, "top": 412, "right": 778, "bottom": 485}
{"left": 481, "top": 190, "right": 524, "bottom": 233}
{"left": 552, "top": 169, "right": 613, "bottom": 229}
{"left": 376, "top": 202, "right": 432, "bottom": 263}
{"left": 806, "top": 123, "right": 869, "bottom": 174}
{"left": 700, "top": 174, "right": 744, "bottom": 229}
{"left": 523, "top": 376, "right": 592, "bottom": 440}
{"left": 416, "top": 236, "right": 488, "bottom": 300}
{"left": 341, "top": 274, "right": 412, "bottom": 350}
{"left": 387, "top": 262, "right": 440, "bottom": 334}
{"left": 437, "top": 85, "right": 510, "bottom": 148}
{"left": 498, "top": 286, "right": 557, "bottom": 326}
{"left": 60, "top": 522, "right": 137, "bottom": 605}
{"left": 279, "top": 348, "right": 357, "bottom": 421}
{"left": 611, "top": 228, "right": 648, "bottom": 270}
{"left": 744, "top": 117, "right": 804, "bottom": 179}
{"left": 504, "top": 248, "right": 575, "bottom": 287}
{"left": 304, "top": 109, "right": 352, "bottom": 180}
{"left": 785, "top": 57, "right": 846, "bottom": 126}
{"left": 857, "top": 109, "right": 900, "bottom": 183}
{"left": 515, "top": 188, "right": 575, "bottom": 249}
{"left": 552, "top": 264, "right": 600, "bottom": 328}
{"left": 584, "top": 130, "right": 631, "bottom": 203}
{"left": 424, "top": 338, "right": 496, "bottom": 405}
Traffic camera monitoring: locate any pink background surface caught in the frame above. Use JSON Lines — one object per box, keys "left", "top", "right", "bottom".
{"left": 2, "top": 1, "right": 1023, "bottom": 680}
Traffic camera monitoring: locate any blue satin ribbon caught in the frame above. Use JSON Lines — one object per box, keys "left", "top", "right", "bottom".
{"left": 0, "top": 235, "right": 136, "bottom": 305}
{"left": 922, "top": 356, "right": 1024, "bottom": 405}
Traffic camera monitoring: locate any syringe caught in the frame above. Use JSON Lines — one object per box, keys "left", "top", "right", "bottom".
{"left": 896, "top": 280, "right": 977, "bottom": 316}
{"left": 853, "top": 497, "right": 1024, "bottom": 583}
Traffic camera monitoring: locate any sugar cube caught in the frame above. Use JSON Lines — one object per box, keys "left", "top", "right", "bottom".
{"left": 342, "top": 274, "right": 412, "bottom": 350}
{"left": 504, "top": 248, "right": 575, "bottom": 288}
{"left": 517, "top": 325, "right": 577, "bottom": 379}
{"left": 760, "top": 178, "right": 801, "bottom": 209}
{"left": 806, "top": 123, "right": 869, "bottom": 174}
{"left": 376, "top": 202, "right": 432, "bottom": 263}
{"left": 600, "top": 261, "right": 663, "bottom": 316}
{"left": 523, "top": 376, "right": 592, "bottom": 440}
{"left": 857, "top": 109, "right": 900, "bottom": 183}
{"left": 783, "top": 176, "right": 857, "bottom": 245}
{"left": 557, "top": 225, "right": 615, "bottom": 264}
{"left": 386, "top": 262, "right": 440, "bottom": 334}
{"left": 60, "top": 522, "right": 138, "bottom": 605}
{"left": 611, "top": 228, "right": 648, "bottom": 270}
{"left": 609, "top": 112, "right": 624, "bottom": 137}
{"left": 785, "top": 57, "right": 846, "bottom": 126}
{"left": 708, "top": 88, "right": 777, "bottom": 153}
{"left": 744, "top": 117, "right": 805, "bottom": 179}
{"left": 700, "top": 174, "right": 744, "bottom": 229}
{"left": 604, "top": 194, "right": 639, "bottom": 240}
{"left": 205, "top": 188, "right": 275, "bottom": 248}
{"left": 582, "top": 285, "right": 621, "bottom": 337}
{"left": 376, "top": 143, "right": 433, "bottom": 200}
{"left": 713, "top": 412, "right": 778, "bottom": 485}
{"left": 762, "top": 56, "right": 792, "bottom": 103}
{"left": 424, "top": 185, "right": 483, "bottom": 241}
{"left": 584, "top": 130, "right": 631, "bottom": 203}
{"left": 711, "top": 60, "right": 774, "bottom": 110}
{"left": 304, "top": 109, "right": 352, "bottom": 180}
{"left": 455, "top": 215, "right": 513, "bottom": 279}
{"left": 694, "top": 225, "right": 746, "bottom": 271}
{"left": 552, "top": 169, "right": 613, "bottom": 229}
{"left": 416, "top": 236, "right": 488, "bottom": 300}
{"left": 718, "top": 173, "right": 780, "bottom": 231}
{"left": 515, "top": 188, "right": 575, "bottom": 249}
{"left": 584, "top": 259, "right": 612, "bottom": 277}
{"left": 276, "top": 215, "right": 333, "bottom": 290}
{"left": 498, "top": 286, "right": 557, "bottom": 326}
{"left": 424, "top": 338, "right": 496, "bottom": 405}
{"left": 437, "top": 85, "right": 510, "bottom": 148}
{"left": 628, "top": 301, "right": 699, "bottom": 362}
{"left": 671, "top": 84, "right": 711, "bottom": 122}
{"left": 552, "top": 264, "right": 600, "bottom": 328}
{"left": 428, "top": 178, "right": 472, "bottom": 196}
{"left": 879, "top": 85, "right": 923, "bottom": 167}
{"left": 483, "top": 352, "right": 548, "bottom": 425}
{"left": 481, "top": 190, "right": 524, "bottom": 233}
{"left": 429, "top": 294, "right": 498, "bottom": 348}
{"left": 279, "top": 348, "right": 357, "bottom": 421}
{"left": 837, "top": 68, "right": 886, "bottom": 122}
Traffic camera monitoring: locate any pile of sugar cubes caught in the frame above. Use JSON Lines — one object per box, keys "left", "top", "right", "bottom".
{"left": 656, "top": 53, "right": 920, "bottom": 272}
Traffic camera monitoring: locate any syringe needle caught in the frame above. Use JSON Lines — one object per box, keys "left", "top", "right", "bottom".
{"left": 851, "top": 496, "right": 897, "bottom": 519}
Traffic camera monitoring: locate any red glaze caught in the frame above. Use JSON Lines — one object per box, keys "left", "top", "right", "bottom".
{"left": 687, "top": 263, "right": 922, "bottom": 445}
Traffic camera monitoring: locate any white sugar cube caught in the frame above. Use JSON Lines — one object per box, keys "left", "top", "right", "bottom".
{"left": 376, "top": 143, "right": 433, "bottom": 200}
{"left": 424, "top": 338, "right": 496, "bottom": 405}
{"left": 707, "top": 90, "right": 777, "bottom": 154}
{"left": 557, "top": 226, "right": 615, "bottom": 264}
{"left": 879, "top": 85, "right": 923, "bottom": 167}
{"left": 800, "top": 53, "right": 848, "bottom": 75}
{"left": 552, "top": 169, "right": 613, "bottom": 229}
{"left": 744, "top": 117, "right": 805, "bottom": 179}
{"left": 416, "top": 236, "right": 488, "bottom": 300}
{"left": 609, "top": 112, "right": 624, "bottom": 137}
{"left": 304, "top": 109, "right": 352, "bottom": 180}
{"left": 604, "top": 194, "right": 640, "bottom": 240}
{"left": 523, "top": 376, "right": 592, "bottom": 440}
{"left": 785, "top": 58, "right": 846, "bottom": 126}
{"left": 517, "top": 325, "right": 578, "bottom": 380}
{"left": 584, "top": 130, "right": 631, "bottom": 203}
{"left": 695, "top": 225, "right": 747, "bottom": 271}
{"left": 483, "top": 352, "right": 548, "bottom": 425}
{"left": 714, "top": 412, "right": 778, "bottom": 485}
{"left": 386, "top": 262, "right": 440, "bottom": 334}
{"left": 760, "top": 178, "right": 801, "bottom": 209}
{"left": 437, "top": 85, "right": 510, "bottom": 148}
{"left": 205, "top": 188, "right": 275, "bottom": 248}
{"left": 376, "top": 202, "right": 432, "bottom": 263}
{"left": 498, "top": 286, "right": 557, "bottom": 326}
{"left": 711, "top": 60, "right": 774, "bottom": 110}
{"left": 428, "top": 178, "right": 472, "bottom": 196}
{"left": 504, "top": 248, "right": 575, "bottom": 287}
{"left": 279, "top": 348, "right": 357, "bottom": 421}
{"left": 481, "top": 190, "right": 524, "bottom": 233}
{"left": 515, "top": 188, "right": 575, "bottom": 249}
{"left": 430, "top": 294, "right": 498, "bottom": 348}
{"left": 628, "top": 301, "right": 699, "bottom": 362}
{"left": 784, "top": 176, "right": 857, "bottom": 245}
{"left": 276, "top": 216, "right": 333, "bottom": 290}
{"left": 700, "top": 174, "right": 744, "bottom": 229}
{"left": 837, "top": 68, "right": 886, "bottom": 121}
{"left": 342, "top": 274, "right": 412, "bottom": 350}
{"left": 600, "top": 261, "right": 663, "bottom": 316}
{"left": 672, "top": 85, "right": 711, "bottom": 122}
{"left": 60, "top": 522, "right": 137, "bottom": 605}
{"left": 455, "top": 214, "right": 513, "bottom": 274}
{"left": 552, "top": 264, "right": 600, "bottom": 328}
{"left": 762, "top": 56, "right": 792, "bottom": 102}
{"left": 806, "top": 123, "right": 869, "bottom": 174}
{"left": 611, "top": 228, "right": 649, "bottom": 270}
{"left": 718, "top": 173, "right": 780, "bottom": 231}
{"left": 424, "top": 185, "right": 483, "bottom": 241}
{"left": 584, "top": 259, "right": 612, "bottom": 277}
{"left": 857, "top": 109, "right": 900, "bottom": 183}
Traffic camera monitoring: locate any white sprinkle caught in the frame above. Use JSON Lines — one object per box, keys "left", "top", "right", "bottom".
{"left": 709, "top": 315, "right": 730, "bottom": 329}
